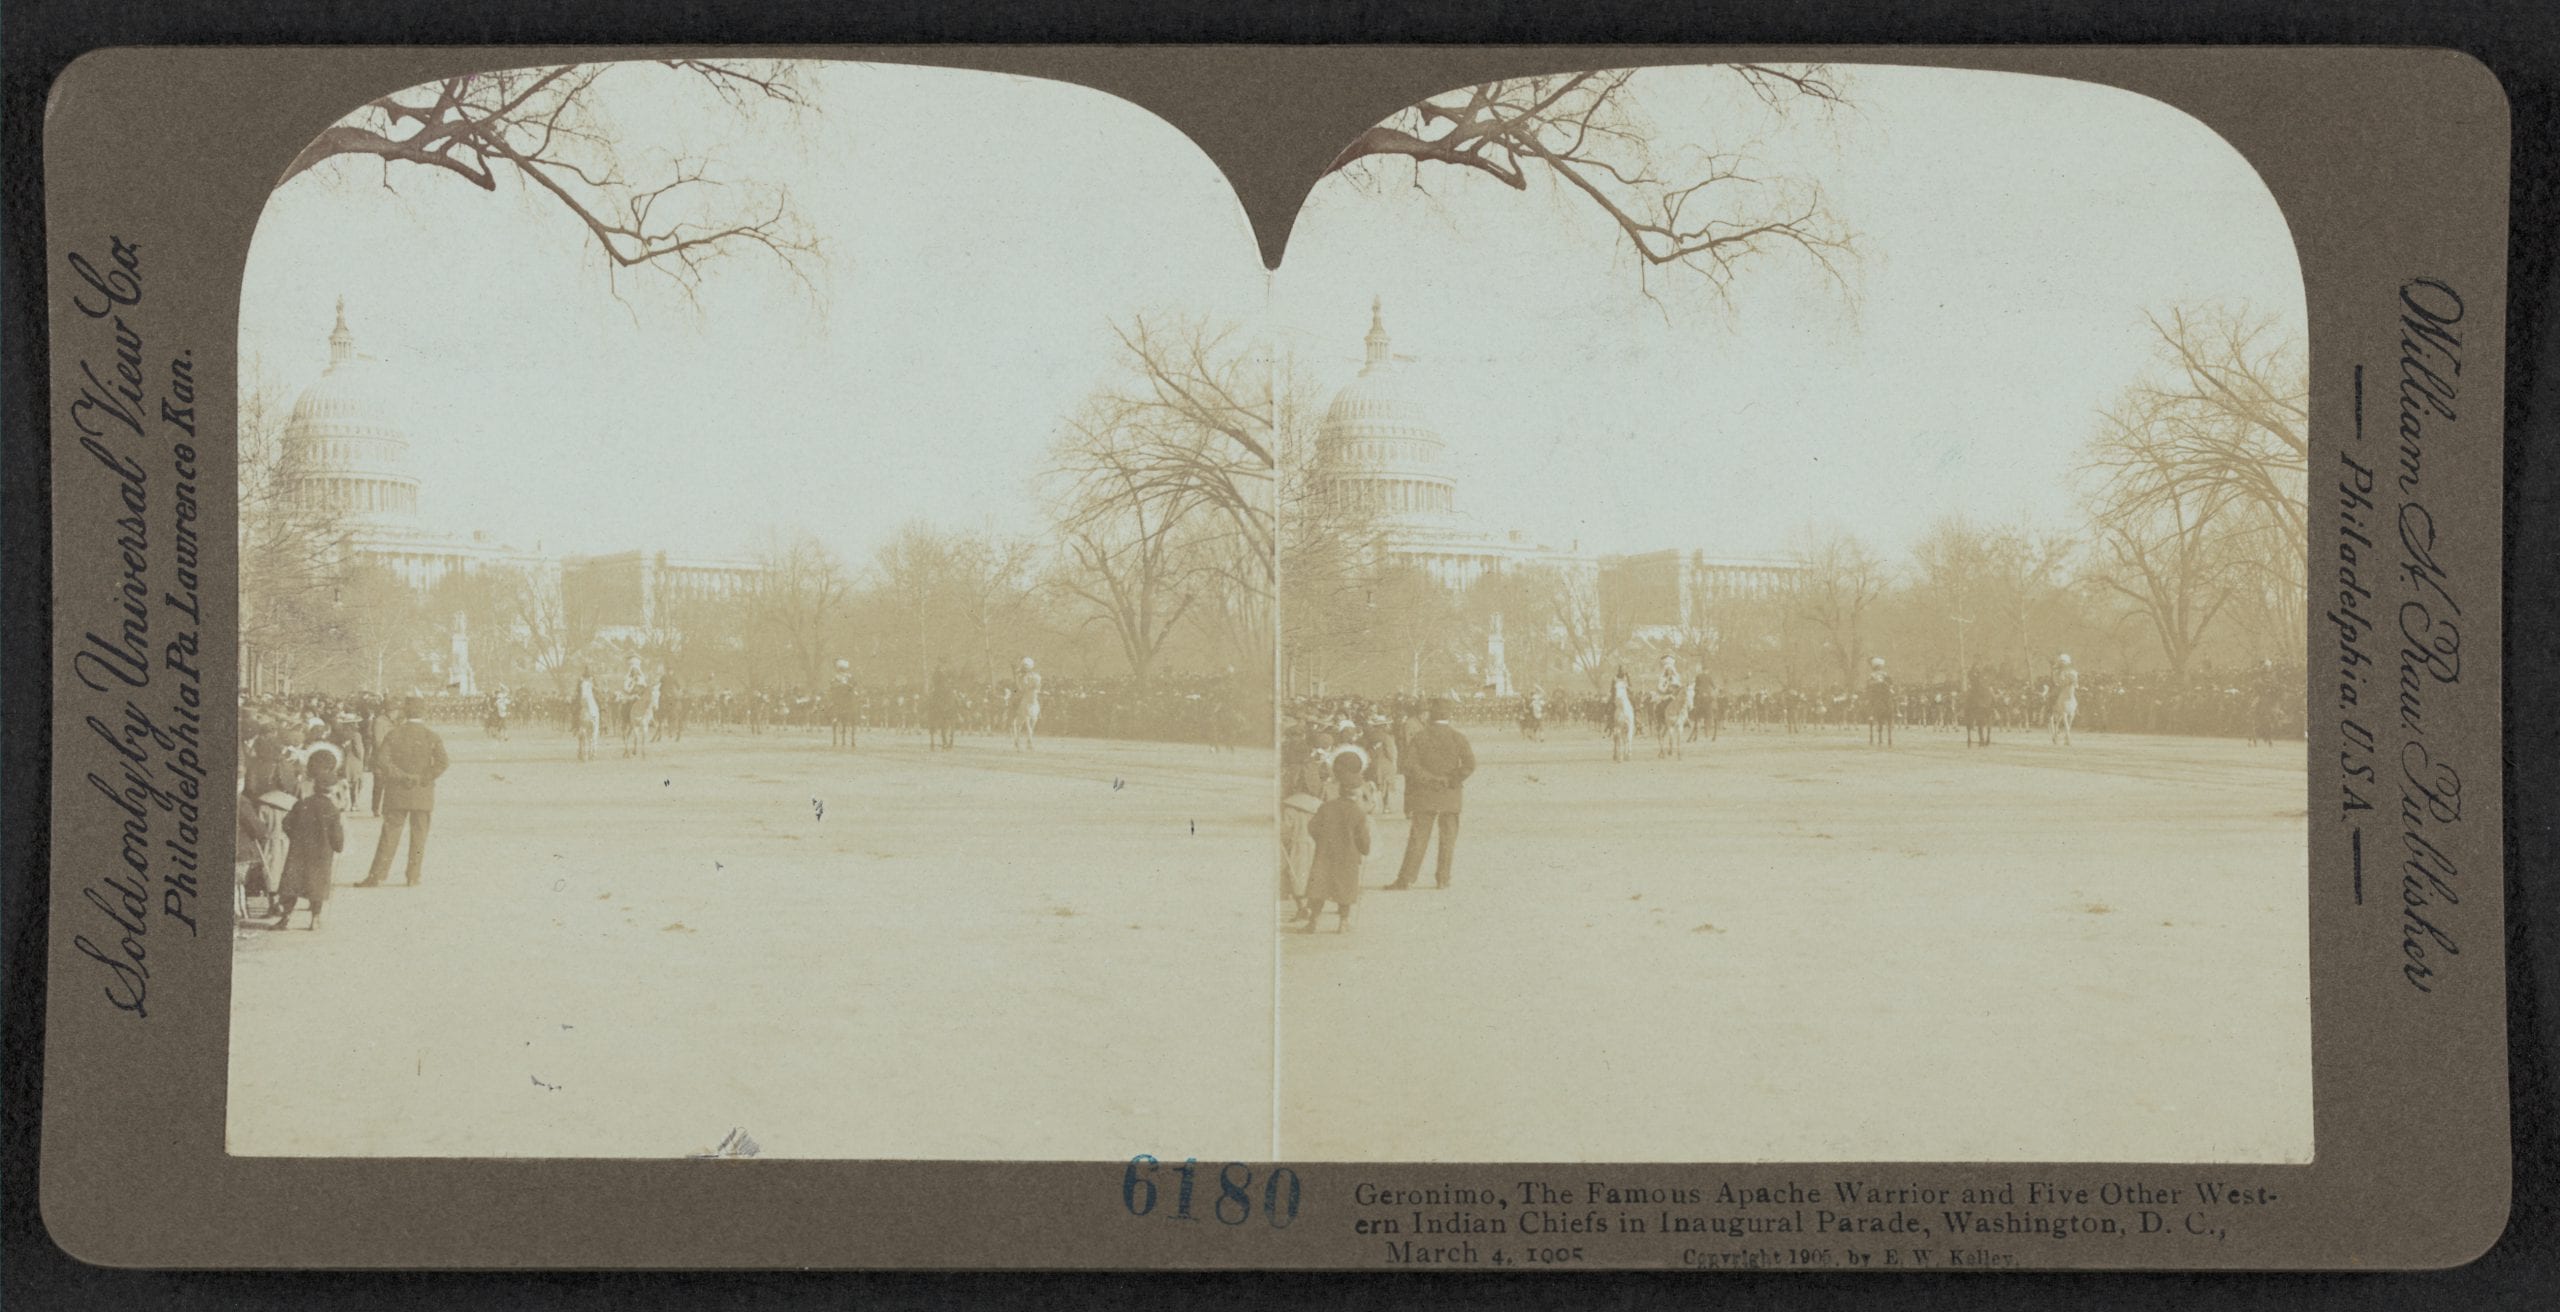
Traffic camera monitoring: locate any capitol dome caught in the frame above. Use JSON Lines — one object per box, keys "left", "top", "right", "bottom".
{"left": 283, "top": 299, "right": 421, "bottom": 524}
{"left": 1318, "top": 298, "right": 1456, "bottom": 519}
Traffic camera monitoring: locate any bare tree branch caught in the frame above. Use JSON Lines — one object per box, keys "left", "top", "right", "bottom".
{"left": 279, "top": 61, "right": 824, "bottom": 307}
{"left": 1325, "top": 65, "right": 1858, "bottom": 305}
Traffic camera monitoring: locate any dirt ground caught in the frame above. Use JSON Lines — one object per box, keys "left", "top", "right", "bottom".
{"left": 231, "top": 720, "right": 2310, "bottom": 1165}
{"left": 1276, "top": 723, "right": 2312, "bottom": 1163}
{"left": 227, "top": 726, "right": 1275, "bottom": 1159}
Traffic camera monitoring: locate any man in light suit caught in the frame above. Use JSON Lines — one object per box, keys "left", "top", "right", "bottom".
{"left": 1390, "top": 697, "right": 1475, "bottom": 890}
{"left": 359, "top": 696, "right": 449, "bottom": 888}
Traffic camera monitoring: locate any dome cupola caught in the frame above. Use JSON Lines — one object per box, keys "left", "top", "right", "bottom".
{"left": 282, "top": 299, "right": 422, "bottom": 525}
{"left": 1317, "top": 298, "right": 1457, "bottom": 520}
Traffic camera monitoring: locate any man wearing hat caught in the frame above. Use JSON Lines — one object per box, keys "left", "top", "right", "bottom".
{"left": 360, "top": 695, "right": 449, "bottom": 888}
{"left": 1389, "top": 696, "right": 1475, "bottom": 890}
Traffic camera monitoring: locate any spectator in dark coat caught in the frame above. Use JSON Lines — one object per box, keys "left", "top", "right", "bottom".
{"left": 360, "top": 696, "right": 448, "bottom": 888}
{"left": 1390, "top": 697, "right": 1475, "bottom": 890}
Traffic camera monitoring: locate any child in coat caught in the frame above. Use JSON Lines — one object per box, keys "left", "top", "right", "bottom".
{"left": 1298, "top": 752, "right": 1372, "bottom": 934}
{"left": 273, "top": 757, "right": 345, "bottom": 930}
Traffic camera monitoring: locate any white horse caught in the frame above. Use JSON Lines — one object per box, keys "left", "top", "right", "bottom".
{"left": 1010, "top": 668, "right": 1042, "bottom": 751}
{"left": 2048, "top": 663, "right": 2080, "bottom": 746}
{"left": 623, "top": 680, "right": 657, "bottom": 759}
{"left": 1654, "top": 687, "right": 1688, "bottom": 759}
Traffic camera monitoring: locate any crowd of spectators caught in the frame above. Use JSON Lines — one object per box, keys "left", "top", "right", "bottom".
{"left": 1290, "top": 664, "right": 2305, "bottom": 743}
{"left": 248, "top": 671, "right": 1268, "bottom": 749}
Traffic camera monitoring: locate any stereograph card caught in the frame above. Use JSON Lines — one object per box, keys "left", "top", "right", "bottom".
{"left": 34, "top": 45, "right": 2510, "bottom": 1270}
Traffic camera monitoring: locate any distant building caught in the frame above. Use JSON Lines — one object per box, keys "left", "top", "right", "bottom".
{"left": 263, "top": 301, "right": 758, "bottom": 692}
{"left": 558, "top": 549, "right": 762, "bottom": 644}
{"left": 1311, "top": 299, "right": 1804, "bottom": 690}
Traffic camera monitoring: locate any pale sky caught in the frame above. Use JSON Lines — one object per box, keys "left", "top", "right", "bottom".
{"left": 242, "top": 62, "right": 1265, "bottom": 566}
{"left": 246, "top": 62, "right": 2305, "bottom": 569}
{"left": 1274, "top": 63, "right": 2307, "bottom": 560}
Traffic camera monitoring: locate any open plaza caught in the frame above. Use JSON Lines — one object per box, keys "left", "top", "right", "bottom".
{"left": 227, "top": 726, "right": 1274, "bottom": 1159}
{"left": 1277, "top": 724, "right": 2313, "bottom": 1163}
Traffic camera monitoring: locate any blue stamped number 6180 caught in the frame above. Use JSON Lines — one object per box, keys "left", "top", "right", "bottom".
{"left": 1123, "top": 1155, "right": 1301, "bottom": 1229}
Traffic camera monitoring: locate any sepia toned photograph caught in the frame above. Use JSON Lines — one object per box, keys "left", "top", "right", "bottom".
{"left": 224, "top": 61, "right": 1278, "bottom": 1158}
{"left": 29, "top": 34, "right": 2524, "bottom": 1275}
{"left": 1270, "top": 64, "right": 2314, "bottom": 1162}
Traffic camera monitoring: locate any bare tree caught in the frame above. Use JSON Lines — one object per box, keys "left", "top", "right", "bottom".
{"left": 1049, "top": 400, "right": 1213, "bottom": 686}
{"left": 1791, "top": 530, "right": 1892, "bottom": 690}
{"left": 2095, "top": 305, "right": 2309, "bottom": 657}
{"left": 1545, "top": 565, "right": 1638, "bottom": 692}
{"left": 1907, "top": 516, "right": 1995, "bottom": 677}
{"left": 1981, "top": 522, "right": 2078, "bottom": 676}
{"left": 503, "top": 565, "right": 579, "bottom": 691}
{"left": 1080, "top": 314, "right": 1277, "bottom": 582}
{"left": 871, "top": 522, "right": 956, "bottom": 689}
{"left": 2123, "top": 306, "right": 2308, "bottom": 536}
{"left": 749, "top": 529, "right": 853, "bottom": 693}
{"left": 1326, "top": 66, "right": 1856, "bottom": 302}
{"left": 2082, "top": 394, "right": 2248, "bottom": 676}
{"left": 278, "top": 61, "right": 822, "bottom": 304}
{"left": 946, "top": 530, "right": 1042, "bottom": 684}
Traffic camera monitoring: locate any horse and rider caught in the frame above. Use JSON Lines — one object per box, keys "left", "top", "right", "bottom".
{"left": 2048, "top": 653, "right": 2080, "bottom": 746}
{"left": 574, "top": 667, "right": 603, "bottom": 763}
{"left": 1607, "top": 666, "right": 1639, "bottom": 763}
{"left": 1009, "top": 656, "right": 1043, "bottom": 750}
{"left": 1651, "top": 652, "right": 1689, "bottom": 759}
{"left": 620, "top": 655, "right": 657, "bottom": 759}
{"left": 1864, "top": 656, "right": 1896, "bottom": 748}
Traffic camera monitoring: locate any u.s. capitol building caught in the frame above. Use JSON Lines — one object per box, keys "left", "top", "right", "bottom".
{"left": 1311, "top": 299, "right": 1804, "bottom": 691}
{"left": 259, "top": 302, "right": 758, "bottom": 693}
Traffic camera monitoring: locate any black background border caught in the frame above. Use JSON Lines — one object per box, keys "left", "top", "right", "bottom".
{"left": 4, "top": 1, "right": 2554, "bottom": 1307}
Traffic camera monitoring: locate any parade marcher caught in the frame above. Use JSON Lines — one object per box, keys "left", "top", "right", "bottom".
{"left": 361, "top": 696, "right": 448, "bottom": 888}
{"left": 1389, "top": 697, "right": 1475, "bottom": 891}
{"left": 1864, "top": 656, "right": 1896, "bottom": 748}
{"left": 2049, "top": 653, "right": 2081, "bottom": 746}
{"left": 273, "top": 756, "right": 345, "bottom": 929}
{"left": 1298, "top": 752, "right": 1372, "bottom": 933}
